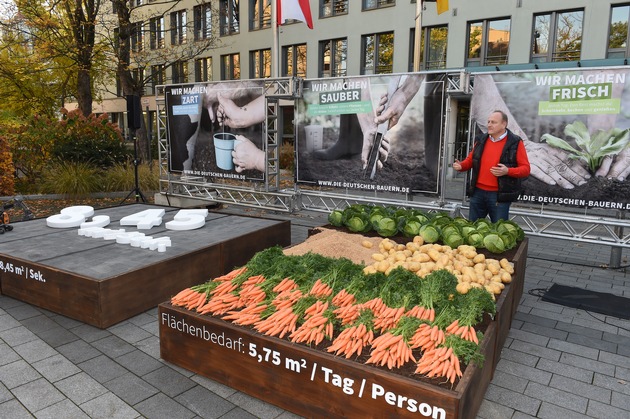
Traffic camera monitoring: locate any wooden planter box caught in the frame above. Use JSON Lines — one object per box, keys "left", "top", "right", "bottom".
{"left": 159, "top": 239, "right": 527, "bottom": 418}
{"left": 0, "top": 204, "right": 291, "bottom": 328}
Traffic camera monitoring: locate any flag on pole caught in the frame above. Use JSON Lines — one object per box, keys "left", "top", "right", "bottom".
{"left": 278, "top": 0, "right": 314, "bottom": 29}
{"left": 425, "top": 0, "right": 449, "bottom": 15}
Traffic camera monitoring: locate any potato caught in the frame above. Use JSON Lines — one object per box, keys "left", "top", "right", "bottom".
{"left": 413, "top": 235, "right": 424, "bottom": 245}
{"left": 361, "top": 240, "right": 373, "bottom": 249}
{"left": 500, "top": 258, "right": 514, "bottom": 274}
{"left": 500, "top": 271, "right": 512, "bottom": 283}
{"left": 381, "top": 239, "right": 394, "bottom": 251}
{"left": 456, "top": 282, "right": 472, "bottom": 294}
{"left": 363, "top": 265, "right": 377, "bottom": 275}
{"left": 473, "top": 253, "right": 486, "bottom": 264}
{"left": 486, "top": 262, "right": 501, "bottom": 275}
{"left": 376, "top": 260, "right": 390, "bottom": 273}
{"left": 372, "top": 253, "right": 385, "bottom": 261}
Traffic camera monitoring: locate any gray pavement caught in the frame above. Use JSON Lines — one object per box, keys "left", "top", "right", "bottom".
{"left": 1, "top": 205, "right": 630, "bottom": 418}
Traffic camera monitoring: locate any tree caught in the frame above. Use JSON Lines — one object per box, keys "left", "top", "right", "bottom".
{"left": 96, "top": 1, "right": 221, "bottom": 160}
{"left": 9, "top": 0, "right": 106, "bottom": 116}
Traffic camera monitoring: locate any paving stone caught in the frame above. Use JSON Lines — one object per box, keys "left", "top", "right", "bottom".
{"left": 599, "top": 350, "right": 630, "bottom": 369}
{"left": 127, "top": 312, "right": 157, "bottom": 329}
{"left": 78, "top": 355, "right": 128, "bottom": 384}
{"left": 35, "top": 326, "right": 79, "bottom": 348}
{"left": 143, "top": 365, "right": 196, "bottom": 397}
{"left": 586, "top": 399, "right": 630, "bottom": 419}
{"left": 56, "top": 339, "right": 101, "bottom": 364}
{"left": 555, "top": 321, "right": 603, "bottom": 339}
{"left": 616, "top": 366, "right": 630, "bottom": 381}
{"left": 0, "top": 382, "right": 11, "bottom": 404}
{"left": 50, "top": 314, "right": 84, "bottom": 330}
{"left": 80, "top": 392, "right": 139, "bottom": 419}
{"left": 547, "top": 338, "right": 600, "bottom": 360}
{"left": 190, "top": 375, "right": 238, "bottom": 399}
{"left": 0, "top": 313, "right": 21, "bottom": 333}
{"left": 529, "top": 307, "right": 576, "bottom": 324}
{"left": 12, "top": 377, "right": 65, "bottom": 412}
{"left": 611, "top": 390, "right": 630, "bottom": 411}
{"left": 133, "top": 393, "right": 194, "bottom": 419}
{"left": 535, "top": 401, "right": 593, "bottom": 419}
{"left": 13, "top": 339, "right": 57, "bottom": 363}
{"left": 549, "top": 374, "right": 611, "bottom": 403}
{"left": 0, "top": 342, "right": 21, "bottom": 367}
{"left": 272, "top": 410, "right": 303, "bottom": 419}
{"left": 135, "top": 336, "right": 160, "bottom": 359}
{"left": 90, "top": 335, "right": 136, "bottom": 359}
{"left": 32, "top": 353, "right": 81, "bottom": 383}
{"left": 593, "top": 373, "right": 630, "bottom": 396}
{"left": 488, "top": 370, "right": 529, "bottom": 393}
{"left": 0, "top": 399, "right": 34, "bottom": 419}
{"left": 104, "top": 372, "right": 158, "bottom": 406}
{"left": 220, "top": 406, "right": 259, "bottom": 419}
{"left": 496, "top": 359, "right": 552, "bottom": 386}
{"left": 5, "top": 304, "right": 44, "bottom": 321}
{"left": 70, "top": 324, "right": 111, "bottom": 343}
{"left": 107, "top": 322, "right": 153, "bottom": 345}
{"left": 56, "top": 372, "right": 108, "bottom": 405}
{"left": 524, "top": 381, "right": 588, "bottom": 413}
{"left": 175, "top": 385, "right": 236, "bottom": 418}
{"left": 114, "top": 349, "right": 163, "bottom": 376}
{"left": 476, "top": 398, "right": 515, "bottom": 419}
{"left": 511, "top": 412, "right": 537, "bottom": 419}
{"left": 571, "top": 315, "right": 620, "bottom": 334}
{"left": 508, "top": 328, "right": 550, "bottom": 347}
{"left": 559, "top": 353, "right": 616, "bottom": 377}
{"left": 484, "top": 384, "right": 541, "bottom": 416}
{"left": 34, "top": 398, "right": 91, "bottom": 419}
{"left": 566, "top": 332, "right": 617, "bottom": 353}
{"left": 0, "top": 359, "right": 41, "bottom": 389}
{"left": 535, "top": 358, "right": 593, "bottom": 383}
{"left": 227, "top": 391, "right": 286, "bottom": 419}
{"left": 19, "top": 315, "right": 60, "bottom": 336}
{"left": 509, "top": 340, "right": 561, "bottom": 362}
{"left": 519, "top": 322, "right": 568, "bottom": 341}
{"left": 0, "top": 325, "right": 38, "bottom": 347}
{"left": 513, "top": 312, "right": 557, "bottom": 329}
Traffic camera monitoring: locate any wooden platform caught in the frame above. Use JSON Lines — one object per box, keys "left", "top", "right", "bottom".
{"left": 0, "top": 204, "right": 291, "bottom": 328}
{"left": 159, "top": 239, "right": 528, "bottom": 418}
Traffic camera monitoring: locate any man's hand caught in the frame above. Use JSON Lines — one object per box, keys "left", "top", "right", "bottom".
{"left": 524, "top": 141, "right": 590, "bottom": 189}
{"left": 217, "top": 94, "right": 265, "bottom": 129}
{"left": 595, "top": 147, "right": 630, "bottom": 181}
{"left": 232, "top": 135, "right": 266, "bottom": 173}
{"left": 490, "top": 163, "right": 509, "bottom": 177}
{"left": 357, "top": 112, "right": 389, "bottom": 170}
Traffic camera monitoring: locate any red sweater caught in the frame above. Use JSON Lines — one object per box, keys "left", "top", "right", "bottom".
{"left": 459, "top": 136, "right": 530, "bottom": 191}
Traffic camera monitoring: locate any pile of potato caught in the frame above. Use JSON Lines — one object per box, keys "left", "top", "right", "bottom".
{"left": 361, "top": 237, "right": 514, "bottom": 299}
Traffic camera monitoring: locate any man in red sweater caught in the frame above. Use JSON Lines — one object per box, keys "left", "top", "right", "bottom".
{"left": 453, "top": 110, "right": 530, "bottom": 222}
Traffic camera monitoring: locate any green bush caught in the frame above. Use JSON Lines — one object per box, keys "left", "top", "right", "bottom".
{"left": 41, "top": 161, "right": 102, "bottom": 197}
{"left": 279, "top": 141, "right": 295, "bottom": 171}
{"left": 51, "top": 109, "right": 129, "bottom": 168}
{"left": 102, "top": 161, "right": 159, "bottom": 192}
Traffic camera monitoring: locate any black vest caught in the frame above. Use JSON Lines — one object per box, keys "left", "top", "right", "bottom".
{"left": 468, "top": 129, "right": 524, "bottom": 203}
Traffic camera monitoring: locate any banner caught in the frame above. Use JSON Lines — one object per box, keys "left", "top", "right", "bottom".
{"left": 295, "top": 73, "right": 445, "bottom": 195}
{"left": 470, "top": 68, "right": 630, "bottom": 209}
{"left": 165, "top": 80, "right": 267, "bottom": 182}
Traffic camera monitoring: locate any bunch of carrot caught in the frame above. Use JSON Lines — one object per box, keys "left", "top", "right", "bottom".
{"left": 327, "top": 323, "right": 374, "bottom": 358}
{"left": 414, "top": 346, "right": 462, "bottom": 384}
{"left": 365, "top": 332, "right": 416, "bottom": 370}
{"left": 445, "top": 319, "right": 479, "bottom": 344}
{"left": 290, "top": 300, "right": 333, "bottom": 344}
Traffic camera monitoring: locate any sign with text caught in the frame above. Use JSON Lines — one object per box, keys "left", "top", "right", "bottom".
{"left": 470, "top": 68, "right": 630, "bottom": 209}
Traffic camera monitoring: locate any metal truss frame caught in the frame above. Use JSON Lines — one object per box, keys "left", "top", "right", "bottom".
{"left": 155, "top": 74, "right": 630, "bottom": 256}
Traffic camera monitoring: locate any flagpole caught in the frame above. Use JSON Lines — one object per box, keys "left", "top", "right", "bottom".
{"left": 413, "top": 0, "right": 423, "bottom": 72}
{"left": 272, "top": 1, "right": 280, "bottom": 78}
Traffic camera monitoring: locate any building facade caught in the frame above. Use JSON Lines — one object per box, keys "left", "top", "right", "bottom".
{"left": 90, "top": 0, "right": 630, "bottom": 136}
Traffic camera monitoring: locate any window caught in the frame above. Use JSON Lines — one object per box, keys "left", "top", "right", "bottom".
{"left": 220, "top": 0, "right": 240, "bottom": 35}
{"left": 319, "top": 38, "right": 347, "bottom": 77}
{"left": 195, "top": 57, "right": 212, "bottom": 82}
{"left": 149, "top": 17, "right": 164, "bottom": 49}
{"left": 131, "top": 22, "right": 143, "bottom": 52}
{"left": 282, "top": 44, "right": 307, "bottom": 77}
{"left": 250, "top": 49, "right": 271, "bottom": 78}
{"left": 467, "top": 18, "right": 510, "bottom": 67}
{"left": 250, "top": 0, "right": 271, "bottom": 30}
{"left": 362, "top": 0, "right": 394, "bottom": 11}
{"left": 151, "top": 64, "right": 165, "bottom": 93}
{"left": 608, "top": 4, "right": 630, "bottom": 58}
{"left": 170, "top": 10, "right": 187, "bottom": 45}
{"left": 361, "top": 31, "right": 394, "bottom": 74}
{"left": 532, "top": 9, "right": 583, "bottom": 63}
{"left": 172, "top": 61, "right": 188, "bottom": 84}
{"left": 410, "top": 26, "right": 449, "bottom": 71}
{"left": 321, "top": 0, "right": 348, "bottom": 18}
{"left": 194, "top": 3, "right": 212, "bottom": 41}
{"left": 221, "top": 53, "right": 240, "bottom": 80}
